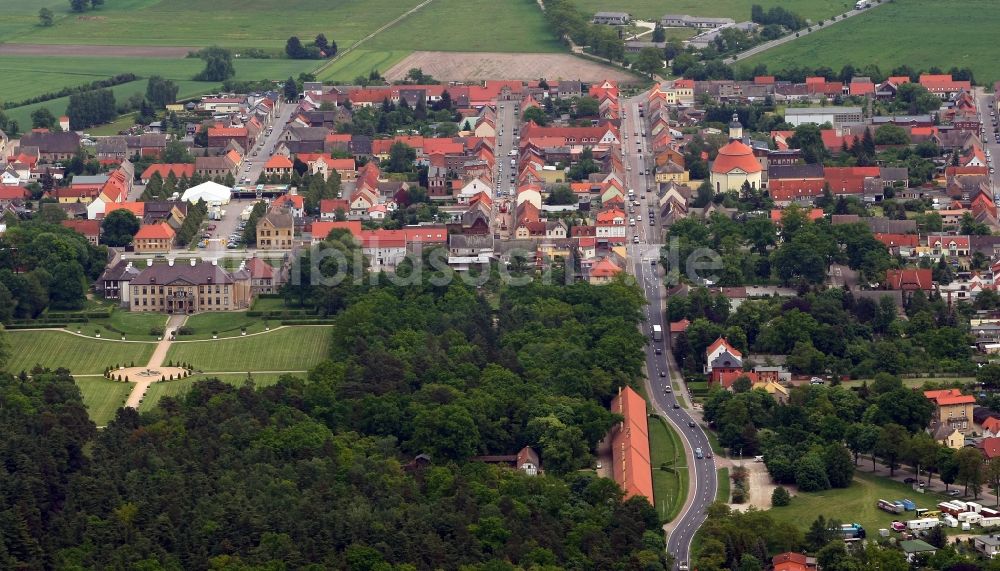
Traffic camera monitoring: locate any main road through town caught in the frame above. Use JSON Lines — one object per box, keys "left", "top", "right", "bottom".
{"left": 622, "top": 94, "right": 717, "bottom": 569}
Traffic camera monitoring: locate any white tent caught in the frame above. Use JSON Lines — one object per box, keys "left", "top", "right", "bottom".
{"left": 181, "top": 181, "right": 231, "bottom": 205}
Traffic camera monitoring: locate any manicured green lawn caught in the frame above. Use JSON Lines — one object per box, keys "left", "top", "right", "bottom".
{"left": 93, "top": 311, "right": 168, "bottom": 340}
{"left": 366, "top": 0, "right": 563, "bottom": 53}
{"left": 569, "top": 0, "right": 852, "bottom": 22}
{"left": 166, "top": 326, "right": 333, "bottom": 372}
{"left": 75, "top": 378, "right": 131, "bottom": 426}
{"left": 251, "top": 297, "right": 299, "bottom": 311}
{"left": 650, "top": 415, "right": 689, "bottom": 522}
{"left": 13, "top": 0, "right": 425, "bottom": 49}
{"left": 717, "top": 468, "right": 730, "bottom": 503}
{"left": 6, "top": 331, "right": 155, "bottom": 375}
{"left": 139, "top": 373, "right": 288, "bottom": 412}
{"left": 316, "top": 49, "right": 411, "bottom": 83}
{"left": 180, "top": 312, "right": 266, "bottom": 339}
{"left": 739, "top": 0, "right": 1000, "bottom": 84}
{"left": 768, "top": 471, "right": 951, "bottom": 534}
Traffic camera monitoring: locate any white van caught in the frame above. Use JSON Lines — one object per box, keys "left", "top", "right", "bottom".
{"left": 629, "top": 218, "right": 636, "bottom": 226}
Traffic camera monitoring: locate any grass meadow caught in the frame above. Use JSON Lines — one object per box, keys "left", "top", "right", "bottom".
{"left": 650, "top": 415, "right": 689, "bottom": 522}
{"left": 6, "top": 330, "right": 154, "bottom": 375}
{"left": 740, "top": 0, "right": 1000, "bottom": 85}
{"left": 166, "top": 325, "right": 333, "bottom": 372}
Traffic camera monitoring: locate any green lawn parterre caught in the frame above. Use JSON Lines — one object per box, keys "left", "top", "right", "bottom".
{"left": 75, "top": 378, "right": 132, "bottom": 426}
{"left": 6, "top": 330, "right": 155, "bottom": 375}
{"left": 717, "top": 468, "right": 731, "bottom": 503}
{"left": 739, "top": 0, "right": 1000, "bottom": 85}
{"left": 166, "top": 326, "right": 333, "bottom": 372}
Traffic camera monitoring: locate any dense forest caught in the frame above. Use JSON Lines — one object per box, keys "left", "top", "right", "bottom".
{"left": 0, "top": 277, "right": 668, "bottom": 569}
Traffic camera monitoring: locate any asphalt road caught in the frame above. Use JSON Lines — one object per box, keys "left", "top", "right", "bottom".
{"left": 241, "top": 100, "right": 296, "bottom": 185}
{"left": 622, "top": 96, "right": 718, "bottom": 569}
{"left": 974, "top": 88, "right": 998, "bottom": 195}
{"left": 494, "top": 102, "right": 518, "bottom": 236}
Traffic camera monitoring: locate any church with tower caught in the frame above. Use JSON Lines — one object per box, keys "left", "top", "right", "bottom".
{"left": 710, "top": 114, "right": 763, "bottom": 194}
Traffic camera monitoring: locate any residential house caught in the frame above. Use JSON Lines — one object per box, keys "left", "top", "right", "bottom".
{"left": 592, "top": 11, "right": 630, "bottom": 25}
{"left": 60, "top": 219, "right": 100, "bottom": 246}
{"left": 19, "top": 131, "right": 80, "bottom": 161}
{"left": 705, "top": 337, "right": 744, "bottom": 386}
{"left": 256, "top": 209, "right": 294, "bottom": 250}
{"left": 924, "top": 388, "right": 976, "bottom": 434}
{"left": 233, "top": 257, "right": 279, "bottom": 295}
{"left": 133, "top": 223, "right": 175, "bottom": 254}
{"left": 772, "top": 552, "right": 817, "bottom": 571}
{"left": 140, "top": 163, "right": 195, "bottom": 184}
{"left": 900, "top": 540, "right": 937, "bottom": 563}
{"left": 263, "top": 154, "right": 294, "bottom": 177}
{"left": 588, "top": 257, "right": 622, "bottom": 285}
{"left": 97, "top": 259, "right": 141, "bottom": 304}
{"left": 973, "top": 535, "right": 1000, "bottom": 559}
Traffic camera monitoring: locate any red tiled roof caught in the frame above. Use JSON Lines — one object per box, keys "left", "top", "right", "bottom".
{"left": 669, "top": 319, "right": 690, "bottom": 333}
{"left": 135, "top": 223, "right": 175, "bottom": 240}
{"left": 360, "top": 229, "right": 406, "bottom": 248}
{"left": 979, "top": 437, "right": 1000, "bottom": 460}
{"left": 711, "top": 140, "right": 761, "bottom": 174}
{"left": 208, "top": 127, "right": 247, "bottom": 138}
{"left": 273, "top": 194, "right": 304, "bottom": 209}
{"left": 610, "top": 386, "right": 653, "bottom": 502}
{"left": 707, "top": 337, "right": 742, "bottom": 358}
{"left": 886, "top": 268, "right": 933, "bottom": 291}
{"left": 61, "top": 219, "right": 100, "bottom": 236}
{"left": 312, "top": 220, "right": 362, "bottom": 240}
{"left": 0, "top": 186, "right": 29, "bottom": 200}
{"left": 103, "top": 202, "right": 145, "bottom": 217}
{"left": 823, "top": 166, "right": 880, "bottom": 195}
{"left": 983, "top": 417, "right": 1000, "bottom": 434}
{"left": 402, "top": 225, "right": 448, "bottom": 244}
{"left": 141, "top": 163, "right": 195, "bottom": 180}
{"left": 327, "top": 158, "right": 356, "bottom": 171}
{"left": 590, "top": 257, "right": 621, "bottom": 278}
{"left": 265, "top": 155, "right": 293, "bottom": 169}
{"left": 875, "top": 233, "right": 919, "bottom": 248}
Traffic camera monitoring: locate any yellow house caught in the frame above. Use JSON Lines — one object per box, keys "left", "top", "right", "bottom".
{"left": 655, "top": 161, "right": 689, "bottom": 183}
{"left": 924, "top": 389, "right": 976, "bottom": 434}
{"left": 256, "top": 209, "right": 294, "bottom": 250}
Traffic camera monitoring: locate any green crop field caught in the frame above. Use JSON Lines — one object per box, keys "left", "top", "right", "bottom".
{"left": 75, "top": 378, "right": 131, "bottom": 426}
{"left": 7, "top": 0, "right": 425, "bottom": 49}
{"left": 650, "top": 415, "right": 688, "bottom": 522}
{"left": 740, "top": 0, "right": 1000, "bottom": 85}
{"left": 1, "top": 57, "right": 314, "bottom": 126}
{"left": 366, "top": 0, "right": 562, "bottom": 53}
{"left": 316, "top": 49, "right": 411, "bottom": 83}
{"left": 139, "top": 373, "right": 288, "bottom": 411}
{"left": 569, "top": 0, "right": 853, "bottom": 22}
{"left": 166, "top": 326, "right": 333, "bottom": 372}
{"left": 0, "top": 0, "right": 67, "bottom": 43}
{"left": 6, "top": 331, "right": 154, "bottom": 375}
{"left": 768, "top": 471, "right": 952, "bottom": 534}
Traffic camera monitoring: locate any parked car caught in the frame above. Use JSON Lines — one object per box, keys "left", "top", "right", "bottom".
{"left": 903, "top": 477, "right": 916, "bottom": 484}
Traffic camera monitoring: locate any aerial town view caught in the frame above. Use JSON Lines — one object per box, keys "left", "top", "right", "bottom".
{"left": 2, "top": 0, "right": 1000, "bottom": 569}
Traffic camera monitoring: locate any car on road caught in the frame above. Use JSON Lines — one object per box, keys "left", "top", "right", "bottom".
{"left": 664, "top": 386, "right": 671, "bottom": 393}
{"left": 688, "top": 420, "right": 696, "bottom": 428}
{"left": 695, "top": 447, "right": 704, "bottom": 459}
{"left": 659, "top": 371, "right": 666, "bottom": 377}
{"left": 903, "top": 477, "right": 917, "bottom": 484}
{"left": 672, "top": 403, "right": 680, "bottom": 409}
{"left": 678, "top": 562, "right": 689, "bottom": 571}
{"left": 655, "top": 347, "right": 662, "bottom": 354}
{"left": 633, "top": 236, "right": 640, "bottom": 244}
{"left": 949, "top": 490, "right": 961, "bottom": 497}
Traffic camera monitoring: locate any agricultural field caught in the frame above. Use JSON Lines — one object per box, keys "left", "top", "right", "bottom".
{"left": 5, "top": 330, "right": 154, "bottom": 375}
{"left": 365, "top": 0, "right": 562, "bottom": 54}
{"left": 739, "top": 0, "right": 1000, "bottom": 85}
{"left": 1, "top": 57, "right": 313, "bottom": 126}
{"left": 4, "top": 0, "right": 425, "bottom": 49}
{"left": 768, "top": 471, "right": 952, "bottom": 534}
{"left": 650, "top": 415, "right": 689, "bottom": 522}
{"left": 569, "top": 0, "right": 854, "bottom": 23}
{"left": 75, "top": 378, "right": 132, "bottom": 426}
{"left": 315, "top": 49, "right": 411, "bottom": 83}
{"left": 384, "top": 52, "right": 637, "bottom": 83}
{"left": 166, "top": 325, "right": 333, "bottom": 372}
{"left": 139, "top": 373, "right": 288, "bottom": 412}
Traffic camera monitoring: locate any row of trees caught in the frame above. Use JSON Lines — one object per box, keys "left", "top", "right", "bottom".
{"left": 69, "top": 0, "right": 103, "bottom": 12}
{"left": 542, "top": 0, "right": 624, "bottom": 62}
{"left": 65, "top": 88, "right": 116, "bottom": 129}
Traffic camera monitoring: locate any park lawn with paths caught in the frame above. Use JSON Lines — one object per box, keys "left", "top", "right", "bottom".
{"left": 94, "top": 310, "right": 169, "bottom": 340}
{"left": 768, "top": 471, "right": 952, "bottom": 534}
{"left": 717, "top": 468, "right": 730, "bottom": 503}
{"left": 5, "top": 330, "right": 154, "bottom": 375}
{"left": 10, "top": 0, "right": 425, "bottom": 49}
{"left": 74, "top": 378, "right": 132, "bottom": 426}
{"left": 365, "top": 0, "right": 563, "bottom": 54}
{"left": 739, "top": 0, "right": 1000, "bottom": 84}
{"left": 315, "top": 49, "right": 411, "bottom": 83}
{"left": 650, "top": 415, "right": 689, "bottom": 522}
{"left": 569, "top": 0, "right": 852, "bottom": 22}
{"left": 166, "top": 326, "right": 333, "bottom": 372}
{"left": 139, "top": 373, "right": 289, "bottom": 412}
